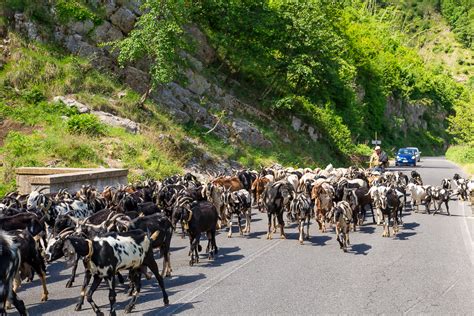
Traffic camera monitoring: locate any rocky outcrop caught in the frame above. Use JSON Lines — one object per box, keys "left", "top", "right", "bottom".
{"left": 291, "top": 116, "right": 321, "bottom": 141}
{"left": 110, "top": 7, "right": 136, "bottom": 33}
{"left": 231, "top": 119, "right": 272, "bottom": 148}
{"left": 54, "top": 96, "right": 139, "bottom": 134}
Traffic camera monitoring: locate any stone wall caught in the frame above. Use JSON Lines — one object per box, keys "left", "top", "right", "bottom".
{"left": 16, "top": 167, "right": 128, "bottom": 194}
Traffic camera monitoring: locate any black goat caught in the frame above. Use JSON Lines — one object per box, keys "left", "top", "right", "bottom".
{"left": 261, "top": 181, "right": 294, "bottom": 240}
{"left": 0, "top": 231, "right": 27, "bottom": 316}
{"left": 11, "top": 228, "right": 49, "bottom": 303}
{"left": 171, "top": 200, "right": 218, "bottom": 266}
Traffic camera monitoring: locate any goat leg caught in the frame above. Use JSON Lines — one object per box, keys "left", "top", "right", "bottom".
{"left": 144, "top": 250, "right": 169, "bottom": 306}
{"left": 66, "top": 257, "right": 80, "bottom": 288}
{"left": 75, "top": 265, "right": 92, "bottom": 311}
{"left": 9, "top": 290, "right": 27, "bottom": 316}
{"left": 105, "top": 277, "right": 117, "bottom": 316}
{"left": 86, "top": 275, "right": 103, "bottom": 316}
{"left": 227, "top": 213, "right": 233, "bottom": 238}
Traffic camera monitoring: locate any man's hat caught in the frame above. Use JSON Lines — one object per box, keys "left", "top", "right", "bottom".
{"left": 374, "top": 146, "right": 381, "bottom": 150}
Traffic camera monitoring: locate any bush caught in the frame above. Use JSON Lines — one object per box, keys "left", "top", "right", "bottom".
{"left": 55, "top": 0, "right": 101, "bottom": 24}
{"left": 22, "top": 87, "right": 45, "bottom": 104}
{"left": 66, "top": 114, "right": 106, "bottom": 137}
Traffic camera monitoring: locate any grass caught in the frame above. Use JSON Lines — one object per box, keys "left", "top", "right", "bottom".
{"left": 445, "top": 144, "right": 474, "bottom": 176}
{"left": 0, "top": 34, "right": 187, "bottom": 195}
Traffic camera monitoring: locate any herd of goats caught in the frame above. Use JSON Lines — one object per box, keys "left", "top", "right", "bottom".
{"left": 0, "top": 164, "right": 473, "bottom": 316}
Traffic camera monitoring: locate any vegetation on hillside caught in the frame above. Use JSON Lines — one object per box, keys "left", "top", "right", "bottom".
{"left": 188, "top": 0, "right": 471, "bottom": 153}
{"left": 0, "top": 0, "right": 473, "bottom": 192}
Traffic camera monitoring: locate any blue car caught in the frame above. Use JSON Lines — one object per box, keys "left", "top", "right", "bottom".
{"left": 395, "top": 148, "right": 417, "bottom": 167}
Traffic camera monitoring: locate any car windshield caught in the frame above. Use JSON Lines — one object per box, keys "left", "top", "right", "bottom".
{"left": 398, "top": 149, "right": 414, "bottom": 155}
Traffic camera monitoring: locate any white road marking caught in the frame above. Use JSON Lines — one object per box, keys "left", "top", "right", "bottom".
{"left": 161, "top": 238, "right": 284, "bottom": 314}
{"left": 458, "top": 201, "right": 474, "bottom": 266}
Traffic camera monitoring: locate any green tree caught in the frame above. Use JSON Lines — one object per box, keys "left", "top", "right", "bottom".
{"left": 108, "top": 0, "right": 191, "bottom": 104}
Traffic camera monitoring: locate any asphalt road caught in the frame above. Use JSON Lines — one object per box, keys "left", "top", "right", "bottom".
{"left": 10, "top": 157, "right": 474, "bottom": 315}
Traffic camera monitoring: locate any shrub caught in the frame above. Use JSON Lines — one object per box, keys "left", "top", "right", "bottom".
{"left": 66, "top": 114, "right": 106, "bottom": 137}
{"left": 22, "top": 87, "right": 45, "bottom": 104}
{"left": 55, "top": 0, "right": 101, "bottom": 24}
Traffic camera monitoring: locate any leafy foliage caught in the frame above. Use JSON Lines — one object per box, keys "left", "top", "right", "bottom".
{"left": 66, "top": 114, "right": 107, "bottom": 137}
{"left": 108, "top": 0, "right": 191, "bottom": 89}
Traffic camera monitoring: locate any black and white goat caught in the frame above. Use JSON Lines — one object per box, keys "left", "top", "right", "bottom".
{"left": 0, "top": 230, "right": 27, "bottom": 316}
{"left": 453, "top": 174, "right": 468, "bottom": 201}
{"left": 329, "top": 201, "right": 352, "bottom": 252}
{"left": 429, "top": 186, "right": 451, "bottom": 216}
{"left": 63, "top": 230, "right": 169, "bottom": 315}
{"left": 289, "top": 192, "right": 312, "bottom": 245}
{"left": 222, "top": 188, "right": 252, "bottom": 237}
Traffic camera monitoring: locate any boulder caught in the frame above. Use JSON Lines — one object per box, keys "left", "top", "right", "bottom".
{"left": 231, "top": 118, "right": 272, "bottom": 148}
{"left": 291, "top": 116, "right": 302, "bottom": 131}
{"left": 91, "top": 110, "right": 139, "bottom": 134}
{"left": 91, "top": 21, "right": 123, "bottom": 43}
{"left": 184, "top": 100, "right": 209, "bottom": 123}
{"left": 186, "top": 69, "right": 211, "bottom": 95}
{"left": 110, "top": 7, "right": 136, "bottom": 34}
{"left": 69, "top": 20, "right": 94, "bottom": 35}
{"left": 185, "top": 25, "right": 216, "bottom": 65}
{"left": 122, "top": 66, "right": 149, "bottom": 94}
{"left": 53, "top": 96, "right": 90, "bottom": 113}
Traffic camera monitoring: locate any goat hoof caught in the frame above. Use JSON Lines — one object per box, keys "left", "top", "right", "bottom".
{"left": 164, "top": 297, "right": 170, "bottom": 306}
{"left": 227, "top": 234, "right": 232, "bottom": 238}
{"left": 110, "top": 311, "right": 117, "bottom": 316}
{"left": 75, "top": 304, "right": 83, "bottom": 311}
{"left": 41, "top": 295, "right": 48, "bottom": 302}
{"left": 96, "top": 312, "right": 104, "bottom": 316}
{"left": 280, "top": 234, "right": 286, "bottom": 239}
{"left": 124, "top": 305, "right": 134, "bottom": 314}
{"left": 66, "top": 281, "right": 73, "bottom": 288}
{"left": 299, "top": 240, "right": 304, "bottom": 245}
{"left": 189, "top": 260, "right": 194, "bottom": 266}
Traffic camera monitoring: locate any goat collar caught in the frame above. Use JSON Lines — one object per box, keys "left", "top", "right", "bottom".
{"left": 41, "top": 199, "right": 52, "bottom": 213}
{"left": 182, "top": 209, "right": 193, "bottom": 230}
{"left": 85, "top": 239, "right": 93, "bottom": 262}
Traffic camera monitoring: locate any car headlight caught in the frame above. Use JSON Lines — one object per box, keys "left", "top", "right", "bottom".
{"left": 396, "top": 156, "right": 400, "bottom": 160}
{"left": 411, "top": 156, "right": 415, "bottom": 159}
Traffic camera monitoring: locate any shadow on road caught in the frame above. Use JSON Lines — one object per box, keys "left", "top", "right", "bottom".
{"left": 200, "top": 246, "right": 243, "bottom": 267}
{"left": 358, "top": 226, "right": 376, "bottom": 234}
{"left": 142, "top": 300, "right": 200, "bottom": 315}
{"left": 25, "top": 297, "right": 79, "bottom": 315}
{"left": 309, "top": 235, "right": 332, "bottom": 246}
{"left": 350, "top": 243, "right": 372, "bottom": 255}
{"left": 395, "top": 232, "right": 416, "bottom": 240}
{"left": 403, "top": 222, "right": 420, "bottom": 230}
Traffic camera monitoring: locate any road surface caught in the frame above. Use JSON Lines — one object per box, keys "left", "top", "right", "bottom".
{"left": 11, "top": 157, "right": 474, "bottom": 315}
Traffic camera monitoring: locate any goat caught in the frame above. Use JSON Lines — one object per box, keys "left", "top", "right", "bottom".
{"left": 453, "top": 173, "right": 468, "bottom": 201}
{"left": 380, "top": 188, "right": 401, "bottom": 237}
{"left": 407, "top": 183, "right": 432, "bottom": 213}
{"left": 262, "top": 181, "right": 294, "bottom": 240}
{"left": 63, "top": 230, "right": 169, "bottom": 315}
{"left": 222, "top": 188, "right": 252, "bottom": 238}
{"left": 311, "top": 181, "right": 334, "bottom": 233}
{"left": 329, "top": 201, "right": 352, "bottom": 252}
{"left": 10, "top": 228, "right": 49, "bottom": 303}
{"left": 289, "top": 192, "right": 312, "bottom": 245}
{"left": 429, "top": 186, "right": 451, "bottom": 216}
{"left": 0, "top": 231, "right": 27, "bottom": 316}
{"left": 171, "top": 200, "right": 218, "bottom": 266}
{"left": 251, "top": 176, "right": 271, "bottom": 212}
{"left": 115, "top": 213, "right": 173, "bottom": 277}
